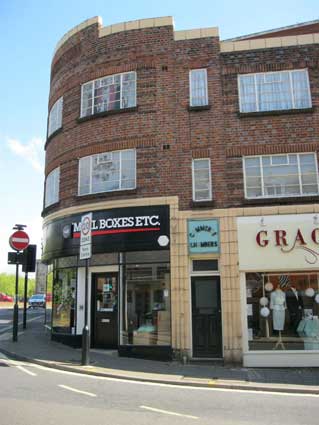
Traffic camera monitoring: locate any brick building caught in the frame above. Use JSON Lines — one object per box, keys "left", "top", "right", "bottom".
{"left": 42, "top": 17, "right": 319, "bottom": 366}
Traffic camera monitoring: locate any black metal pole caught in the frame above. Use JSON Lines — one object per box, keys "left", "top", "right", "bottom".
{"left": 13, "top": 261, "right": 19, "bottom": 342}
{"left": 81, "top": 258, "right": 90, "bottom": 365}
{"left": 23, "top": 271, "right": 28, "bottom": 329}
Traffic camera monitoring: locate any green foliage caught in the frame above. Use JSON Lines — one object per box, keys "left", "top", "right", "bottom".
{"left": 0, "top": 273, "right": 36, "bottom": 297}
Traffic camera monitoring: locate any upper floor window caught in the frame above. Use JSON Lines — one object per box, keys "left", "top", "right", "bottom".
{"left": 81, "top": 71, "right": 136, "bottom": 117}
{"left": 45, "top": 167, "right": 60, "bottom": 207}
{"left": 238, "top": 69, "right": 311, "bottom": 113}
{"left": 189, "top": 69, "right": 208, "bottom": 107}
{"left": 48, "top": 97, "right": 63, "bottom": 137}
{"left": 243, "top": 153, "right": 319, "bottom": 199}
{"left": 192, "top": 158, "right": 212, "bottom": 201}
{"left": 78, "top": 149, "right": 136, "bottom": 196}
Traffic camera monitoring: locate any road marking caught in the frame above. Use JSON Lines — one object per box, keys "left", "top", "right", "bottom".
{"left": 58, "top": 384, "right": 97, "bottom": 397}
{"left": 17, "top": 365, "right": 37, "bottom": 376}
{"left": 11, "top": 363, "right": 319, "bottom": 398}
{"left": 0, "top": 315, "right": 43, "bottom": 335}
{"left": 140, "top": 405, "right": 198, "bottom": 419}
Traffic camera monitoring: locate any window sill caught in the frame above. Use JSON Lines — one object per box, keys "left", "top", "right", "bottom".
{"left": 41, "top": 201, "right": 61, "bottom": 217}
{"left": 190, "top": 200, "right": 215, "bottom": 208}
{"left": 77, "top": 106, "right": 138, "bottom": 123}
{"left": 243, "top": 195, "right": 319, "bottom": 206}
{"left": 77, "top": 188, "right": 138, "bottom": 200}
{"left": 238, "top": 107, "right": 314, "bottom": 118}
{"left": 188, "top": 104, "right": 211, "bottom": 112}
{"left": 45, "top": 127, "right": 63, "bottom": 149}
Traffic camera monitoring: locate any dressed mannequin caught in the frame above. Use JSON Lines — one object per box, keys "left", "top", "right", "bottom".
{"left": 286, "top": 285, "right": 303, "bottom": 334}
{"left": 270, "top": 288, "right": 286, "bottom": 331}
{"left": 270, "top": 288, "right": 286, "bottom": 350}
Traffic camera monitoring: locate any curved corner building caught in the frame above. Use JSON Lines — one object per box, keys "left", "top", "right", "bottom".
{"left": 43, "top": 16, "right": 319, "bottom": 366}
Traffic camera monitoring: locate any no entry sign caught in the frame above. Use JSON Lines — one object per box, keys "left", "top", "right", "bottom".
{"left": 9, "top": 230, "right": 30, "bottom": 251}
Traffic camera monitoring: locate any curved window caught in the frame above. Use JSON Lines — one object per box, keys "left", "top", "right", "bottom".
{"left": 78, "top": 149, "right": 136, "bottom": 195}
{"left": 48, "top": 97, "right": 63, "bottom": 137}
{"left": 45, "top": 167, "right": 60, "bottom": 207}
{"left": 81, "top": 72, "right": 136, "bottom": 117}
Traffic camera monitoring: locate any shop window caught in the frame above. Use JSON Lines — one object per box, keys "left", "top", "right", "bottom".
{"left": 246, "top": 272, "right": 319, "bottom": 351}
{"left": 45, "top": 269, "right": 53, "bottom": 328}
{"left": 52, "top": 268, "right": 77, "bottom": 334}
{"left": 192, "top": 259, "right": 218, "bottom": 272}
{"left": 121, "top": 260, "right": 171, "bottom": 346}
{"left": 238, "top": 69, "right": 311, "bottom": 113}
{"left": 48, "top": 96, "right": 63, "bottom": 137}
{"left": 80, "top": 71, "right": 136, "bottom": 117}
{"left": 192, "top": 158, "right": 212, "bottom": 201}
{"left": 44, "top": 167, "right": 60, "bottom": 207}
{"left": 78, "top": 149, "right": 136, "bottom": 196}
{"left": 189, "top": 69, "right": 208, "bottom": 107}
{"left": 243, "top": 153, "right": 319, "bottom": 199}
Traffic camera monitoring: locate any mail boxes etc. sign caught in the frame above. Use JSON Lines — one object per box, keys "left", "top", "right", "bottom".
{"left": 188, "top": 219, "right": 220, "bottom": 254}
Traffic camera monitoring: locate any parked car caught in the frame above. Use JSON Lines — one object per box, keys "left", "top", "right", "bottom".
{"left": 0, "top": 293, "right": 13, "bottom": 302}
{"left": 28, "top": 294, "right": 46, "bottom": 309}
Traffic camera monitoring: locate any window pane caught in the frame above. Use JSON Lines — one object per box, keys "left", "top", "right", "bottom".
{"left": 193, "top": 159, "right": 211, "bottom": 201}
{"left": 52, "top": 268, "right": 77, "bottom": 334}
{"left": 48, "top": 97, "right": 63, "bottom": 137}
{"left": 239, "top": 70, "right": 311, "bottom": 112}
{"left": 246, "top": 272, "right": 319, "bottom": 351}
{"left": 79, "top": 150, "right": 136, "bottom": 195}
{"left": 78, "top": 157, "right": 91, "bottom": 195}
{"left": 121, "top": 262, "right": 171, "bottom": 346}
{"left": 190, "top": 69, "right": 208, "bottom": 106}
{"left": 45, "top": 167, "right": 60, "bottom": 207}
{"left": 81, "top": 72, "right": 136, "bottom": 116}
{"left": 244, "top": 153, "right": 319, "bottom": 199}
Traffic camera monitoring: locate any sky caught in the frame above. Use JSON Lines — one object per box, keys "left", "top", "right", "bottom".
{"left": 0, "top": 0, "right": 318, "bottom": 275}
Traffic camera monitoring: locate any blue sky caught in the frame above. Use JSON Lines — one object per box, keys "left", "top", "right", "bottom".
{"left": 0, "top": 0, "right": 318, "bottom": 274}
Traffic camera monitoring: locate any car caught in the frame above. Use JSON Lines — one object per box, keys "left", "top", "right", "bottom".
{"left": 0, "top": 293, "right": 13, "bottom": 302}
{"left": 28, "top": 294, "right": 46, "bottom": 309}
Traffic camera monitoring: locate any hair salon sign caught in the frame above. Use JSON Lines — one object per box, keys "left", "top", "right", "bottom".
{"left": 188, "top": 219, "right": 219, "bottom": 254}
{"left": 237, "top": 214, "right": 319, "bottom": 271}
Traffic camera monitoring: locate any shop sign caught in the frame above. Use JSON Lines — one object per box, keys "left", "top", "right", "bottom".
{"left": 42, "top": 205, "right": 170, "bottom": 260}
{"left": 237, "top": 214, "right": 319, "bottom": 271}
{"left": 188, "top": 219, "right": 219, "bottom": 254}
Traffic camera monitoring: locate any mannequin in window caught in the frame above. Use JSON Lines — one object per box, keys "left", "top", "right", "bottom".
{"left": 270, "top": 287, "right": 286, "bottom": 332}
{"left": 286, "top": 284, "right": 303, "bottom": 334}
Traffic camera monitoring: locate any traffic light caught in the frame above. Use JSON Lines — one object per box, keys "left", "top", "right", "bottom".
{"left": 22, "top": 245, "right": 37, "bottom": 273}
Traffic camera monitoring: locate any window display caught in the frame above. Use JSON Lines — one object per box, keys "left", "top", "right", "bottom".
{"left": 121, "top": 261, "right": 171, "bottom": 346}
{"left": 246, "top": 272, "right": 319, "bottom": 350}
{"left": 52, "top": 268, "right": 77, "bottom": 334}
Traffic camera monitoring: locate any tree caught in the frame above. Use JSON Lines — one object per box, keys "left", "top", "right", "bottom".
{"left": 0, "top": 273, "right": 36, "bottom": 298}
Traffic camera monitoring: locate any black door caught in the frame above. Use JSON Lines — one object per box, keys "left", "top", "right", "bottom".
{"left": 91, "top": 273, "right": 118, "bottom": 349}
{"left": 191, "top": 276, "right": 222, "bottom": 358}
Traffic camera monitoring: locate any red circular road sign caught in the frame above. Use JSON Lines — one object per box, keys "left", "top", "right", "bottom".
{"left": 9, "top": 230, "right": 30, "bottom": 251}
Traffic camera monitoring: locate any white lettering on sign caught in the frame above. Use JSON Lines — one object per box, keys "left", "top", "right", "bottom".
{"left": 72, "top": 215, "right": 160, "bottom": 233}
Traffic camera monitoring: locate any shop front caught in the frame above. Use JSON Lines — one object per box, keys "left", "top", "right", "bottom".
{"left": 237, "top": 214, "right": 319, "bottom": 367}
{"left": 188, "top": 218, "right": 223, "bottom": 359}
{"left": 42, "top": 205, "right": 172, "bottom": 360}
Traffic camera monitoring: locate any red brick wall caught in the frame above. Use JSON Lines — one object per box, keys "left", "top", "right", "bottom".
{"left": 44, "top": 22, "right": 319, "bottom": 217}
{"left": 220, "top": 45, "right": 319, "bottom": 207}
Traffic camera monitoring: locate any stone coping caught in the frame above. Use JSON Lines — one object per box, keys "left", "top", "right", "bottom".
{"left": 53, "top": 16, "right": 218, "bottom": 57}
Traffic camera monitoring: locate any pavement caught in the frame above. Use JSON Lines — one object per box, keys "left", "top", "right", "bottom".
{"left": 0, "top": 314, "right": 319, "bottom": 394}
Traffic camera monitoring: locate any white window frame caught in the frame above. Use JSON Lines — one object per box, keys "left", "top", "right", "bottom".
{"left": 45, "top": 167, "right": 60, "bottom": 207}
{"left": 80, "top": 71, "right": 136, "bottom": 118}
{"left": 78, "top": 149, "right": 136, "bottom": 196}
{"left": 48, "top": 97, "right": 63, "bottom": 137}
{"left": 192, "top": 158, "right": 212, "bottom": 201}
{"left": 189, "top": 69, "right": 208, "bottom": 107}
{"left": 238, "top": 69, "right": 312, "bottom": 113}
{"left": 243, "top": 152, "right": 319, "bottom": 199}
